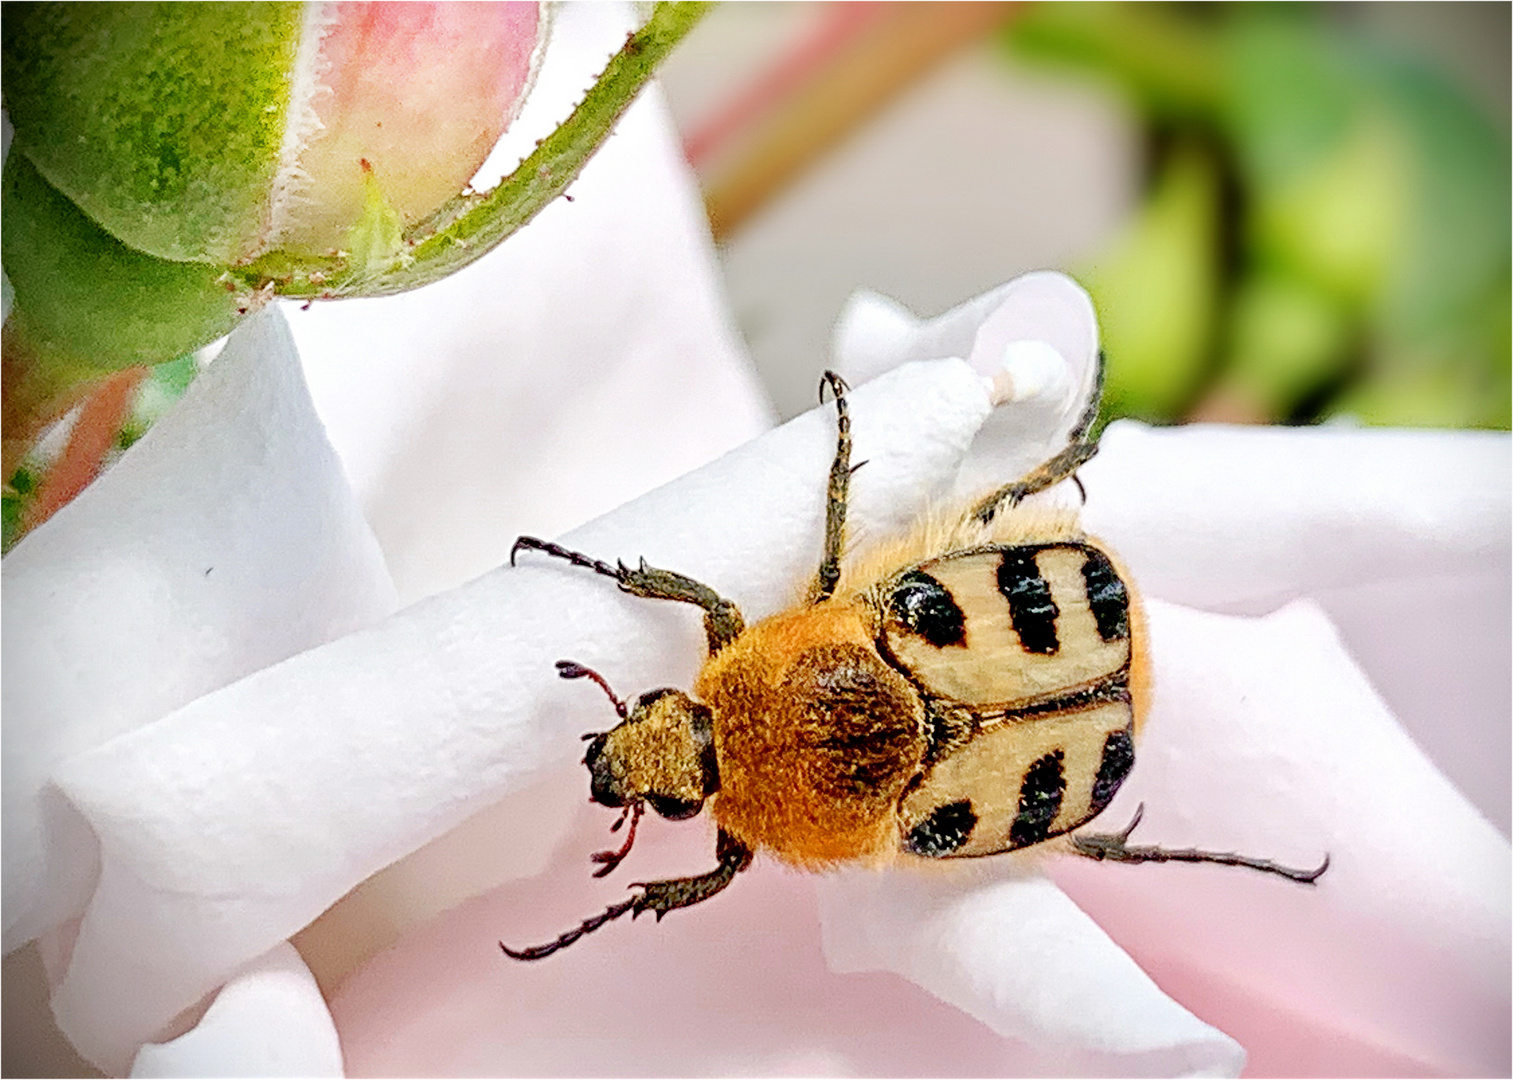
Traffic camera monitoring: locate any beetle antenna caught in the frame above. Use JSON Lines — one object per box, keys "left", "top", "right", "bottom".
{"left": 1070, "top": 804, "right": 1330, "bottom": 884}
{"left": 556, "top": 660, "right": 628, "bottom": 719}
{"left": 590, "top": 802, "right": 644, "bottom": 877}
{"left": 500, "top": 894, "right": 639, "bottom": 961}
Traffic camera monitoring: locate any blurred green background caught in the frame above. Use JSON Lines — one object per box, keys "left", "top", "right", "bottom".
{"left": 1011, "top": 2, "right": 1509, "bottom": 429}
{"left": 663, "top": 1, "right": 1510, "bottom": 428}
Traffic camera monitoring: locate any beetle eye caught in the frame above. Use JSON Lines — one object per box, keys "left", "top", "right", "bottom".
{"left": 647, "top": 793, "right": 703, "bottom": 821}
{"left": 585, "top": 734, "right": 626, "bottom": 808}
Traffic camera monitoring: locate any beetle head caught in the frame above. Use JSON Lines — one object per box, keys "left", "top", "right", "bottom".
{"left": 584, "top": 688, "right": 719, "bottom": 820}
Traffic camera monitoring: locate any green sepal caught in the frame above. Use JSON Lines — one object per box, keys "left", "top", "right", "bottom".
{"left": 342, "top": 164, "right": 411, "bottom": 284}
{"left": 2, "top": 1, "right": 300, "bottom": 264}
{"left": 2, "top": 153, "right": 243, "bottom": 373}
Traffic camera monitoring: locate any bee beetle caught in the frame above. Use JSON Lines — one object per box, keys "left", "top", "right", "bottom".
{"left": 503, "top": 362, "right": 1328, "bottom": 960}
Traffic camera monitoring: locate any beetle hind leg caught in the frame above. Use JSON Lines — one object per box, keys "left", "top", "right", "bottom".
{"left": 969, "top": 350, "right": 1106, "bottom": 525}
{"left": 1070, "top": 803, "right": 1330, "bottom": 885}
{"left": 500, "top": 895, "right": 639, "bottom": 961}
{"left": 511, "top": 535, "right": 621, "bottom": 578}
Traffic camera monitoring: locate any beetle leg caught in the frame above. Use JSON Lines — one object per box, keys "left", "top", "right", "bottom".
{"left": 500, "top": 894, "right": 639, "bottom": 961}
{"left": 511, "top": 537, "right": 745, "bottom": 655}
{"left": 630, "top": 828, "right": 755, "bottom": 919}
{"left": 500, "top": 831, "right": 753, "bottom": 961}
{"left": 1070, "top": 803, "right": 1330, "bottom": 885}
{"left": 511, "top": 535, "right": 619, "bottom": 578}
{"left": 616, "top": 560, "right": 746, "bottom": 655}
{"left": 589, "top": 802, "right": 643, "bottom": 878}
{"left": 810, "top": 370, "right": 852, "bottom": 604}
{"left": 969, "top": 350, "right": 1106, "bottom": 525}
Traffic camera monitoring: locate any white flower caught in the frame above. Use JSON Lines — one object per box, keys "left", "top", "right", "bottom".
{"left": 4, "top": 6, "right": 1507, "bottom": 1078}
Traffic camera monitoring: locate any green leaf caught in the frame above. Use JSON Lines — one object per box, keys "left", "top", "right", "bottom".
{"left": 1223, "top": 13, "right": 1356, "bottom": 189}
{"left": 1005, "top": 2, "right": 1222, "bottom": 122}
{"left": 1213, "top": 271, "right": 1353, "bottom": 419}
{"left": 119, "top": 352, "right": 201, "bottom": 449}
{"left": 2, "top": 465, "right": 38, "bottom": 555}
{"left": 1365, "top": 47, "right": 1512, "bottom": 342}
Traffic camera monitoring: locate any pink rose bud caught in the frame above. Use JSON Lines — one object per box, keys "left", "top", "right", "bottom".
{"left": 5, "top": 2, "right": 545, "bottom": 264}
{"left": 1, "top": 2, "right": 543, "bottom": 469}
{"left": 2, "top": 1, "right": 705, "bottom": 477}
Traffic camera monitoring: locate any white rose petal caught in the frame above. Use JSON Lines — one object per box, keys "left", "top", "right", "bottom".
{"left": 2, "top": 309, "right": 397, "bottom": 956}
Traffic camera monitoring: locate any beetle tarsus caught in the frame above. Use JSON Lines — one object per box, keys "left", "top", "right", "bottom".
{"left": 811, "top": 370, "right": 852, "bottom": 604}
{"left": 500, "top": 894, "right": 638, "bottom": 961}
{"left": 511, "top": 536, "right": 621, "bottom": 580}
{"left": 501, "top": 831, "right": 754, "bottom": 961}
{"left": 971, "top": 351, "right": 1107, "bottom": 525}
{"left": 516, "top": 539, "right": 745, "bottom": 656}
{"left": 818, "top": 370, "right": 850, "bottom": 405}
{"left": 1070, "top": 803, "right": 1330, "bottom": 885}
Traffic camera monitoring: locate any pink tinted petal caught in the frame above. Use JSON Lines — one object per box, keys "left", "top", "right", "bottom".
{"left": 128, "top": 944, "right": 341, "bottom": 1078}
{"left": 819, "top": 865, "right": 1245, "bottom": 1076}
{"left": 1311, "top": 569, "right": 1510, "bottom": 834}
{"left": 1, "top": 308, "right": 396, "bottom": 957}
{"left": 1052, "top": 599, "right": 1511, "bottom": 1077}
{"left": 332, "top": 817, "right": 1029, "bottom": 1075}
{"left": 271, "top": 1, "right": 545, "bottom": 253}
{"left": 1081, "top": 420, "right": 1512, "bottom": 832}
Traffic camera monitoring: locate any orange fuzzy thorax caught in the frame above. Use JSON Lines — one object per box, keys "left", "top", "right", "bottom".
{"left": 697, "top": 602, "right": 927, "bottom": 868}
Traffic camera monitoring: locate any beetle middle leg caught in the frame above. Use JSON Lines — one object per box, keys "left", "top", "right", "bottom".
{"left": 512, "top": 537, "right": 745, "bottom": 655}
{"left": 500, "top": 830, "right": 753, "bottom": 961}
{"left": 969, "top": 350, "right": 1107, "bottom": 525}
{"left": 810, "top": 370, "right": 852, "bottom": 604}
{"left": 1070, "top": 803, "right": 1330, "bottom": 885}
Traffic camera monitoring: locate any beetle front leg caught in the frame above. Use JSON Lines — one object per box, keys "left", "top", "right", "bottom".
{"left": 500, "top": 830, "right": 753, "bottom": 961}
{"left": 511, "top": 537, "right": 745, "bottom": 656}
{"left": 631, "top": 828, "right": 754, "bottom": 920}
{"left": 617, "top": 560, "right": 745, "bottom": 655}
